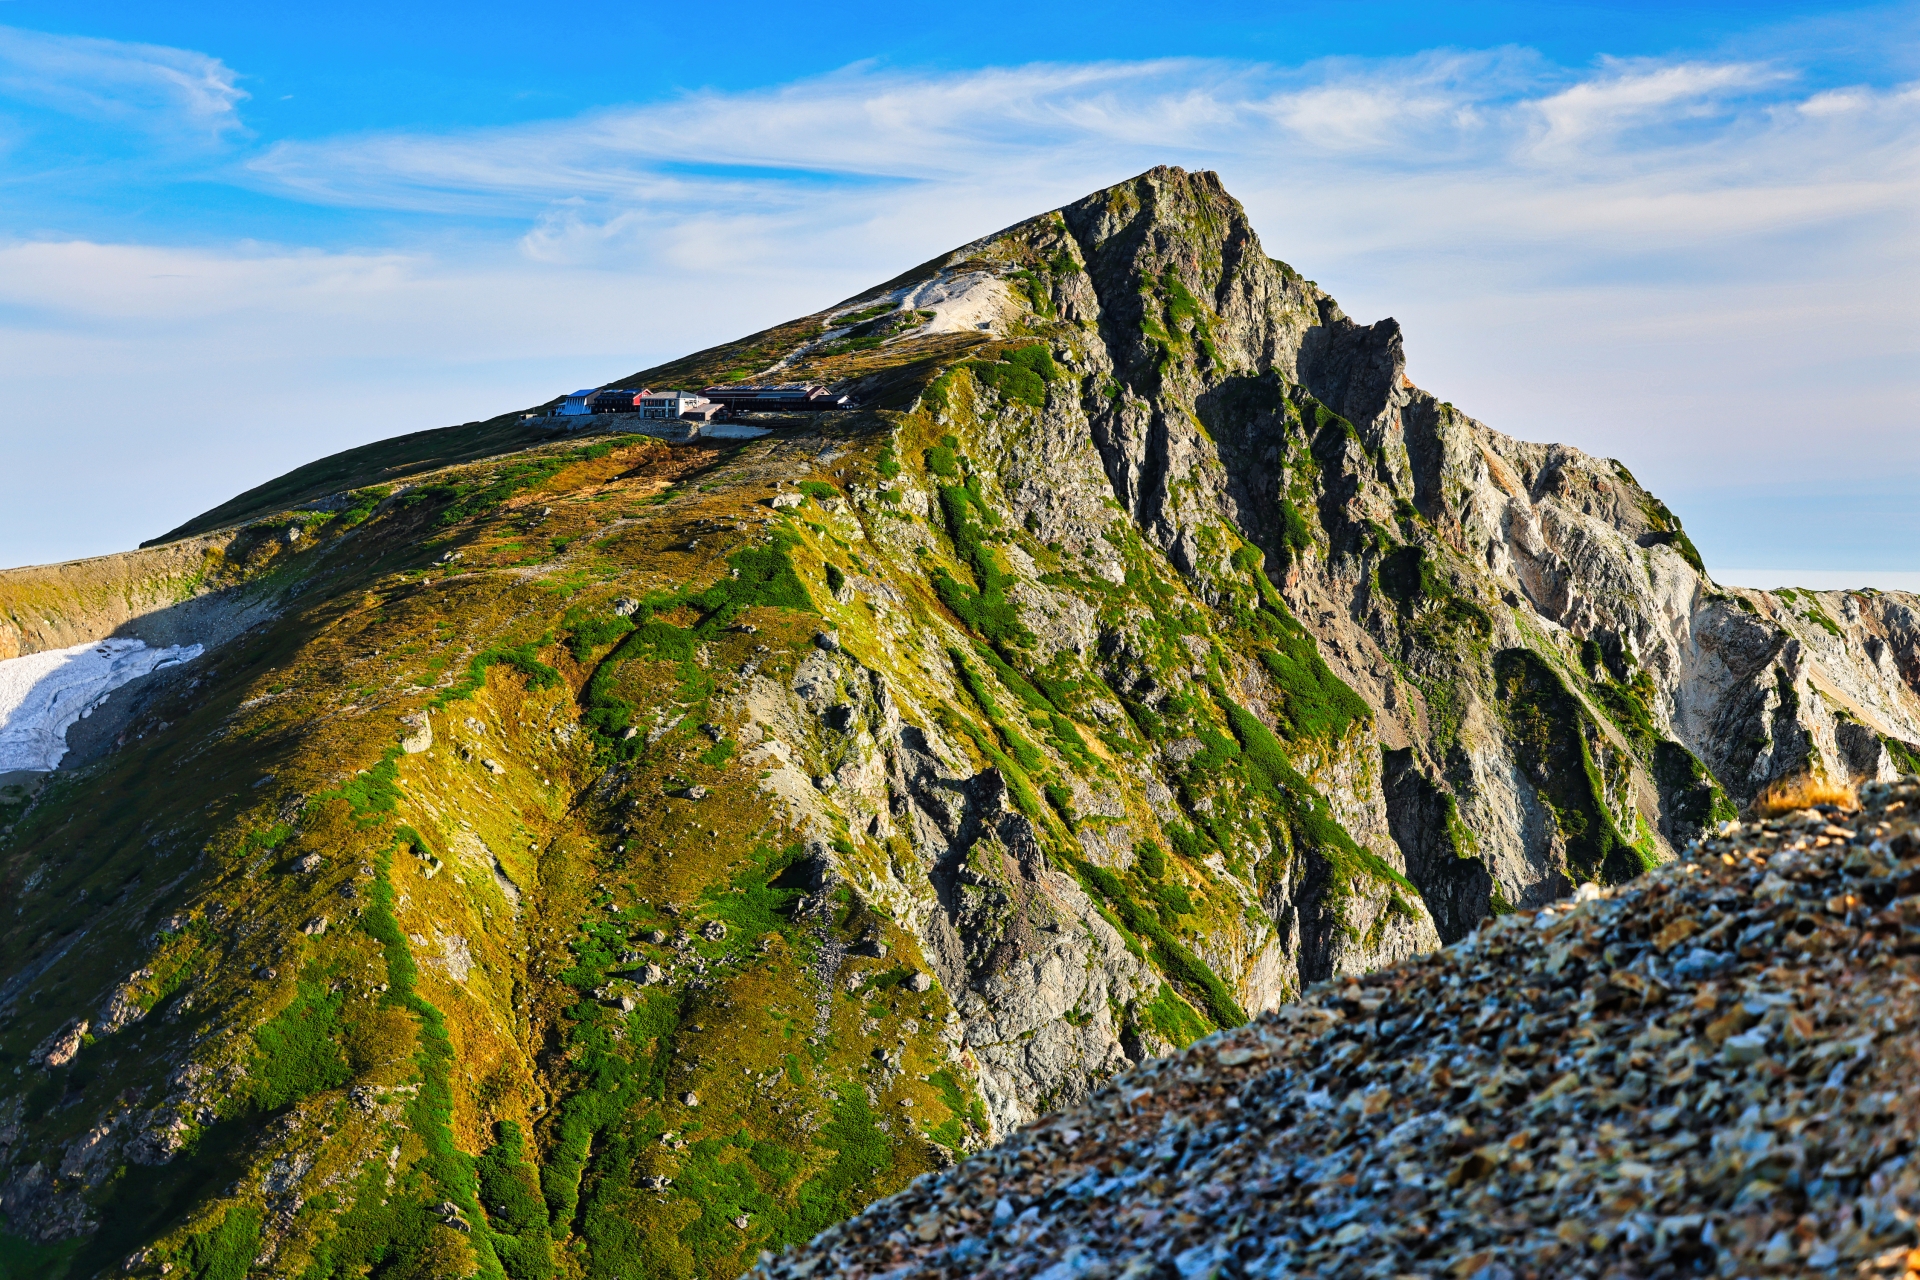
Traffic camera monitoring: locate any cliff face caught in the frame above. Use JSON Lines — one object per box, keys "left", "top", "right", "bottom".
{"left": 1054, "top": 168, "right": 1920, "bottom": 912}
{"left": 1, "top": 166, "right": 1916, "bottom": 1280}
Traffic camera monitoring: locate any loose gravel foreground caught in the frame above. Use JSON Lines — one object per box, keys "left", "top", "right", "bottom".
{"left": 756, "top": 779, "right": 1920, "bottom": 1280}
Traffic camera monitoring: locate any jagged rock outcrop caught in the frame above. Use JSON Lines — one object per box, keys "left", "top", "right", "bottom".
{"left": 1, "top": 166, "right": 1916, "bottom": 1279}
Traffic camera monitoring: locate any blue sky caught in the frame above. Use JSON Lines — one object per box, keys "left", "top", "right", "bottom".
{"left": 0, "top": 1, "right": 1915, "bottom": 579}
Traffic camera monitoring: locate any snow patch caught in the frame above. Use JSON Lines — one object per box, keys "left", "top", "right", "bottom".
{"left": 900, "top": 270, "right": 1017, "bottom": 336}
{"left": 0, "top": 638, "right": 203, "bottom": 771}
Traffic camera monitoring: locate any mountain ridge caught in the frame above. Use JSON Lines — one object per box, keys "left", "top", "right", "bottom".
{"left": 0, "top": 165, "right": 1915, "bottom": 1279}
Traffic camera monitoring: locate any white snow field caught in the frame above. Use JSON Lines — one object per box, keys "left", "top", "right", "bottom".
{"left": 0, "top": 637, "right": 202, "bottom": 771}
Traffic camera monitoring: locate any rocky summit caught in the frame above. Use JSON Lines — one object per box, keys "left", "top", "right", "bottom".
{"left": 1, "top": 165, "right": 1917, "bottom": 1280}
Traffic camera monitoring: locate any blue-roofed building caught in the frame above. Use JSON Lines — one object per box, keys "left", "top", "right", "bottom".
{"left": 557, "top": 389, "right": 600, "bottom": 416}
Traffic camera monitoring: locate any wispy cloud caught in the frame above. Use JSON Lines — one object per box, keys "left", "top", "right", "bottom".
{"left": 239, "top": 51, "right": 1920, "bottom": 271}
{"left": 232, "top": 51, "right": 1920, "bottom": 575}
{"left": 241, "top": 51, "right": 1856, "bottom": 194}
{"left": 0, "top": 24, "right": 246, "bottom": 140}
{"left": 1526, "top": 59, "right": 1786, "bottom": 154}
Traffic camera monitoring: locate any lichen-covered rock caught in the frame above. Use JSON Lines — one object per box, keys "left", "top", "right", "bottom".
{"left": 27, "top": 1018, "right": 87, "bottom": 1069}
{"left": 398, "top": 711, "right": 432, "bottom": 754}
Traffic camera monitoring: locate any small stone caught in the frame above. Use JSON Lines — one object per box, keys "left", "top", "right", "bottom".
{"left": 1651, "top": 917, "right": 1697, "bottom": 952}
{"left": 612, "top": 597, "right": 639, "bottom": 616}
{"left": 640, "top": 964, "right": 666, "bottom": 985}
{"left": 682, "top": 1091, "right": 700, "bottom": 1108}
{"left": 733, "top": 1214, "right": 751, "bottom": 1230}
{"left": 293, "top": 854, "right": 324, "bottom": 874}
{"left": 1216, "top": 1043, "right": 1270, "bottom": 1067}
{"left": 482, "top": 758, "right": 505, "bottom": 775}
{"left": 1721, "top": 1029, "right": 1770, "bottom": 1065}
{"left": 814, "top": 630, "right": 841, "bottom": 651}
{"left": 701, "top": 920, "right": 728, "bottom": 942}
{"left": 302, "top": 916, "right": 329, "bottom": 936}
{"left": 907, "top": 972, "right": 932, "bottom": 993}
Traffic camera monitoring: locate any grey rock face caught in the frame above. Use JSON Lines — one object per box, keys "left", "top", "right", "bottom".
{"left": 1017, "top": 167, "right": 1920, "bottom": 917}
{"left": 731, "top": 166, "right": 1920, "bottom": 1140}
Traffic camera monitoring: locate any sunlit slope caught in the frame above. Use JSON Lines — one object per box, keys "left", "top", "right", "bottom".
{"left": 4, "top": 401, "right": 1409, "bottom": 1278}
{"left": 5, "top": 165, "right": 1920, "bottom": 1280}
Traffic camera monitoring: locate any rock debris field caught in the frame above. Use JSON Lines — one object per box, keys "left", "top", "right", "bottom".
{"left": 757, "top": 779, "right": 1920, "bottom": 1280}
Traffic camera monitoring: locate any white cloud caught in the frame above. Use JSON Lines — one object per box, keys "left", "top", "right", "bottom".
{"left": 1526, "top": 59, "right": 1784, "bottom": 155}
{"left": 0, "top": 24, "right": 246, "bottom": 139}
{"left": 1716, "top": 571, "right": 1920, "bottom": 591}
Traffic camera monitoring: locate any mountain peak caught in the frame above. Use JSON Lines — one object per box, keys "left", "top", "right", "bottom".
{"left": 4, "top": 170, "right": 1918, "bottom": 1280}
